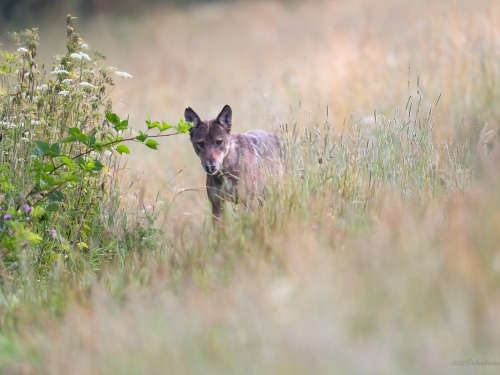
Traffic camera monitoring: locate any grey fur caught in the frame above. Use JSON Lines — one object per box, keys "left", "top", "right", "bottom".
{"left": 185, "top": 105, "right": 280, "bottom": 223}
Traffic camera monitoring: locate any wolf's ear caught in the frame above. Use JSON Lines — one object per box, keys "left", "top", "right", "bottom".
{"left": 185, "top": 107, "right": 201, "bottom": 126}
{"left": 185, "top": 107, "right": 201, "bottom": 136}
{"left": 216, "top": 105, "right": 232, "bottom": 132}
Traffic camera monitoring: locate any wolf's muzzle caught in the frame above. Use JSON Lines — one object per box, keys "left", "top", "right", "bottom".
{"left": 203, "top": 161, "right": 219, "bottom": 175}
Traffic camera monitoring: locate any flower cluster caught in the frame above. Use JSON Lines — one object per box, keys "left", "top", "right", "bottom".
{"left": 115, "top": 71, "right": 132, "bottom": 79}
{"left": 51, "top": 66, "right": 69, "bottom": 75}
{"left": 69, "top": 51, "right": 91, "bottom": 61}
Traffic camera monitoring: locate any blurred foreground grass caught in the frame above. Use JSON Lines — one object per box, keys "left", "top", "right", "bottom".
{"left": 1, "top": 0, "right": 500, "bottom": 374}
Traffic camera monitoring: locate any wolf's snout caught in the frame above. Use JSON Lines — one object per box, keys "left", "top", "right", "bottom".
{"left": 203, "top": 161, "right": 219, "bottom": 175}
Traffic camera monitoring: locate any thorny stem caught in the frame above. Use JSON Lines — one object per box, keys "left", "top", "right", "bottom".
{"left": 55, "top": 131, "right": 182, "bottom": 172}
{"left": 30, "top": 181, "right": 69, "bottom": 205}
{"left": 26, "top": 131, "right": 183, "bottom": 200}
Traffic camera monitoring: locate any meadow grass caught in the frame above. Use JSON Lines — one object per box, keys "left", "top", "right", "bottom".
{"left": 0, "top": 0, "right": 500, "bottom": 374}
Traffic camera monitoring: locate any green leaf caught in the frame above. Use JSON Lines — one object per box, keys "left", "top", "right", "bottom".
{"left": 39, "top": 172, "right": 55, "bottom": 185}
{"left": 47, "top": 142, "right": 61, "bottom": 157}
{"left": 62, "top": 136, "right": 76, "bottom": 143}
{"left": 48, "top": 190, "right": 64, "bottom": 202}
{"left": 51, "top": 178, "right": 64, "bottom": 186}
{"left": 106, "top": 135, "right": 123, "bottom": 143}
{"left": 76, "top": 157, "right": 86, "bottom": 168}
{"left": 145, "top": 139, "right": 159, "bottom": 150}
{"left": 65, "top": 174, "right": 81, "bottom": 183}
{"left": 136, "top": 132, "right": 148, "bottom": 142}
{"left": 87, "top": 134, "right": 97, "bottom": 146}
{"left": 115, "top": 145, "right": 130, "bottom": 155}
{"left": 38, "top": 178, "right": 50, "bottom": 190}
{"left": 32, "top": 141, "right": 49, "bottom": 156}
{"left": 116, "top": 119, "right": 128, "bottom": 131}
{"left": 146, "top": 120, "right": 160, "bottom": 130}
{"left": 92, "top": 159, "right": 104, "bottom": 171}
{"left": 31, "top": 159, "right": 44, "bottom": 171}
{"left": 77, "top": 157, "right": 104, "bottom": 172}
{"left": 177, "top": 118, "right": 191, "bottom": 134}
{"left": 50, "top": 143, "right": 60, "bottom": 152}
{"left": 68, "top": 128, "right": 87, "bottom": 143}
{"left": 44, "top": 164, "right": 55, "bottom": 173}
{"left": 45, "top": 203, "right": 59, "bottom": 212}
{"left": 161, "top": 121, "right": 173, "bottom": 131}
{"left": 106, "top": 112, "right": 120, "bottom": 126}
{"left": 59, "top": 156, "right": 75, "bottom": 169}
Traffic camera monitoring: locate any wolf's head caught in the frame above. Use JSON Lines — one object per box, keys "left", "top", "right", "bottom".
{"left": 185, "top": 105, "right": 232, "bottom": 175}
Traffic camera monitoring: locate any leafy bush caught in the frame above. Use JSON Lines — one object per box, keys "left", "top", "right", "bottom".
{"left": 0, "top": 16, "right": 189, "bottom": 276}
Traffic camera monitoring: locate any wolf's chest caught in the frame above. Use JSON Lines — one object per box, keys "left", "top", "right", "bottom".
{"left": 207, "top": 173, "right": 239, "bottom": 203}
{"left": 221, "top": 174, "right": 239, "bottom": 202}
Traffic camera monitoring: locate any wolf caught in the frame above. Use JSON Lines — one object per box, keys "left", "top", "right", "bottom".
{"left": 185, "top": 105, "right": 280, "bottom": 222}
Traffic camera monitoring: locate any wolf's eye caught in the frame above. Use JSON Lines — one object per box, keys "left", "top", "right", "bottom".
{"left": 197, "top": 141, "right": 204, "bottom": 148}
{"left": 216, "top": 140, "right": 223, "bottom": 146}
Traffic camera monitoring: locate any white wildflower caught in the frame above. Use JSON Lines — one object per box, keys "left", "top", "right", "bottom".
{"left": 62, "top": 78, "right": 73, "bottom": 84}
{"left": 79, "top": 82, "right": 95, "bottom": 88}
{"left": 17, "top": 47, "right": 28, "bottom": 53}
{"left": 79, "top": 52, "right": 91, "bottom": 62}
{"left": 80, "top": 43, "right": 89, "bottom": 50}
{"left": 115, "top": 71, "right": 132, "bottom": 79}
{"left": 59, "top": 91, "right": 69, "bottom": 96}
{"left": 70, "top": 53, "right": 82, "bottom": 60}
{"left": 36, "top": 84, "right": 48, "bottom": 91}
{"left": 51, "top": 67, "right": 69, "bottom": 75}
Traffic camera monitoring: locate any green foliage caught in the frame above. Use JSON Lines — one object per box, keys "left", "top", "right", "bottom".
{"left": 0, "top": 16, "right": 190, "bottom": 275}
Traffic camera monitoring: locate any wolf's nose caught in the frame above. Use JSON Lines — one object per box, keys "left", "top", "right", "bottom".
{"left": 204, "top": 162, "right": 218, "bottom": 174}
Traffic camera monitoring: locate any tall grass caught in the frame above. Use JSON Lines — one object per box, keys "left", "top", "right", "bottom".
{"left": 1, "top": 0, "right": 500, "bottom": 374}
